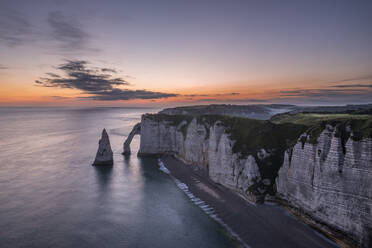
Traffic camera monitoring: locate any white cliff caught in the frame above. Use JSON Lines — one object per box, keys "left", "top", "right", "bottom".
{"left": 276, "top": 127, "right": 372, "bottom": 247}
{"left": 129, "top": 113, "right": 372, "bottom": 247}
{"left": 137, "top": 115, "right": 265, "bottom": 202}
{"left": 93, "top": 128, "right": 113, "bottom": 166}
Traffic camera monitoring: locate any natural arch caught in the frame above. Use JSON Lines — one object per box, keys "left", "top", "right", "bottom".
{"left": 122, "top": 122, "right": 141, "bottom": 155}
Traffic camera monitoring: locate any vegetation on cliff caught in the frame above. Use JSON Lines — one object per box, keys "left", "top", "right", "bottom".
{"left": 144, "top": 111, "right": 371, "bottom": 184}
{"left": 143, "top": 113, "right": 308, "bottom": 182}
{"left": 271, "top": 113, "right": 372, "bottom": 143}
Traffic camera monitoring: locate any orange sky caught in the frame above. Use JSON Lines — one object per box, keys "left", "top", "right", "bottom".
{"left": 0, "top": 1, "right": 371, "bottom": 106}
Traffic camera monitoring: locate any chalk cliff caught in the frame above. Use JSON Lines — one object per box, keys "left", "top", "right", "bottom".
{"left": 126, "top": 112, "right": 372, "bottom": 247}
{"left": 123, "top": 123, "right": 141, "bottom": 155}
{"left": 137, "top": 114, "right": 305, "bottom": 202}
{"left": 276, "top": 125, "right": 372, "bottom": 247}
{"left": 93, "top": 128, "right": 113, "bottom": 166}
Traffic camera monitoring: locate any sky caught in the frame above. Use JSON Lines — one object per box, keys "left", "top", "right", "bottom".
{"left": 0, "top": 0, "right": 371, "bottom": 107}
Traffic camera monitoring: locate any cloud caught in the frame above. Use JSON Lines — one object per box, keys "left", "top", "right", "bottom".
{"left": 0, "top": 64, "right": 9, "bottom": 70}
{"left": 35, "top": 60, "right": 178, "bottom": 101}
{"left": 183, "top": 92, "right": 240, "bottom": 97}
{"left": 278, "top": 88, "right": 372, "bottom": 104}
{"left": 80, "top": 89, "right": 179, "bottom": 101}
{"left": 331, "top": 84, "right": 372, "bottom": 88}
{"left": 47, "top": 11, "right": 89, "bottom": 50}
{"left": 101, "top": 68, "right": 117, "bottom": 73}
{"left": 279, "top": 88, "right": 370, "bottom": 98}
{"left": 49, "top": 96, "right": 70, "bottom": 100}
{"left": 0, "top": 9, "right": 31, "bottom": 46}
{"left": 328, "top": 74, "right": 372, "bottom": 84}
{"left": 198, "top": 98, "right": 268, "bottom": 103}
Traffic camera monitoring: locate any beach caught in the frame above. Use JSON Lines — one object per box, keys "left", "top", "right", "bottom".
{"left": 161, "top": 155, "right": 340, "bottom": 248}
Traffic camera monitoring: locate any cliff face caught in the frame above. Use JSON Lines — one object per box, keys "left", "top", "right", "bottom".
{"left": 276, "top": 125, "right": 372, "bottom": 247}
{"left": 134, "top": 113, "right": 372, "bottom": 247}
{"left": 138, "top": 115, "right": 265, "bottom": 201}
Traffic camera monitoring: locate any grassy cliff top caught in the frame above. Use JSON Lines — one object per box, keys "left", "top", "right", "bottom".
{"left": 143, "top": 113, "right": 308, "bottom": 180}
{"left": 270, "top": 113, "right": 371, "bottom": 125}
{"left": 143, "top": 111, "right": 371, "bottom": 183}
{"left": 144, "top": 113, "right": 307, "bottom": 151}
{"left": 145, "top": 112, "right": 372, "bottom": 143}
{"left": 271, "top": 113, "right": 372, "bottom": 142}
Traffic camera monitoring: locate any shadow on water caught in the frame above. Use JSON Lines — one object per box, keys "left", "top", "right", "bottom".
{"left": 93, "top": 165, "right": 113, "bottom": 192}
{"left": 123, "top": 154, "right": 131, "bottom": 166}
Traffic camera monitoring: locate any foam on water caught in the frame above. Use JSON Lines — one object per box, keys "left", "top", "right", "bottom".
{"left": 158, "top": 159, "right": 170, "bottom": 174}
{"left": 157, "top": 159, "right": 250, "bottom": 248}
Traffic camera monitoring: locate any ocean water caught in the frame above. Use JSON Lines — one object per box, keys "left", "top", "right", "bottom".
{"left": 0, "top": 107, "right": 238, "bottom": 248}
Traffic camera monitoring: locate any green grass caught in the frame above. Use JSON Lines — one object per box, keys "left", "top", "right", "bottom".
{"left": 271, "top": 113, "right": 372, "bottom": 143}
{"left": 271, "top": 113, "right": 370, "bottom": 125}
{"left": 216, "top": 116, "right": 307, "bottom": 181}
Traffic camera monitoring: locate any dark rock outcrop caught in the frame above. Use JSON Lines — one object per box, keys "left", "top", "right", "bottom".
{"left": 93, "top": 129, "right": 113, "bottom": 166}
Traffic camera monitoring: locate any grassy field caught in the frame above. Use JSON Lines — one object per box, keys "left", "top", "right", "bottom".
{"left": 271, "top": 113, "right": 371, "bottom": 125}
{"left": 271, "top": 113, "right": 372, "bottom": 143}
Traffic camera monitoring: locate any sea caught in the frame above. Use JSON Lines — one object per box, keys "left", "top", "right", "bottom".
{"left": 0, "top": 107, "right": 239, "bottom": 248}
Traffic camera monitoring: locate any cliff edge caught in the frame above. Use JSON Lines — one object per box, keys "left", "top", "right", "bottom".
{"left": 125, "top": 108, "right": 372, "bottom": 247}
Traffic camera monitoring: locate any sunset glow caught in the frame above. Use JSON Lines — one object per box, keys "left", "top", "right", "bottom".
{"left": 0, "top": 0, "right": 371, "bottom": 106}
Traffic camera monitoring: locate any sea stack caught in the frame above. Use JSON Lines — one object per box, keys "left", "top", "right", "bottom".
{"left": 93, "top": 128, "right": 113, "bottom": 166}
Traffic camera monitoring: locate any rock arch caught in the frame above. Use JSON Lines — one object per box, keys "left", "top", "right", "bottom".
{"left": 122, "top": 123, "right": 141, "bottom": 155}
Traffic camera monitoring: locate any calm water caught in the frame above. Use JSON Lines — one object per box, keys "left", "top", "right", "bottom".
{"left": 0, "top": 107, "right": 238, "bottom": 248}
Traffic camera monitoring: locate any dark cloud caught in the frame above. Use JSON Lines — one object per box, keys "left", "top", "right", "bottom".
{"left": 36, "top": 60, "right": 178, "bottom": 101}
{"left": 183, "top": 94, "right": 209, "bottom": 97}
{"left": 47, "top": 11, "right": 89, "bottom": 50}
{"left": 0, "top": 64, "right": 9, "bottom": 70}
{"left": 331, "top": 84, "right": 372, "bottom": 88}
{"left": 214, "top": 92, "right": 241, "bottom": 96}
{"left": 46, "top": 72, "right": 60, "bottom": 78}
{"left": 328, "top": 74, "right": 372, "bottom": 84}
{"left": 278, "top": 88, "right": 372, "bottom": 104}
{"left": 49, "top": 96, "right": 70, "bottom": 100}
{"left": 0, "top": 9, "right": 31, "bottom": 46}
{"left": 101, "top": 68, "right": 117, "bottom": 73}
{"left": 279, "top": 88, "right": 370, "bottom": 98}
{"left": 80, "top": 89, "right": 179, "bottom": 101}
{"left": 183, "top": 92, "right": 240, "bottom": 97}
{"left": 198, "top": 98, "right": 268, "bottom": 103}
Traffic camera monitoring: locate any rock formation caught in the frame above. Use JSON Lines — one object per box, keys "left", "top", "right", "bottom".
{"left": 132, "top": 112, "right": 372, "bottom": 247}
{"left": 93, "top": 128, "right": 113, "bottom": 166}
{"left": 137, "top": 114, "right": 300, "bottom": 202}
{"left": 123, "top": 123, "right": 141, "bottom": 155}
{"left": 276, "top": 126, "right": 372, "bottom": 247}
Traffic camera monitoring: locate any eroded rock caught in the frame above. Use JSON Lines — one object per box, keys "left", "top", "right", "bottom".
{"left": 123, "top": 123, "right": 141, "bottom": 155}
{"left": 276, "top": 129, "right": 372, "bottom": 247}
{"left": 93, "top": 129, "right": 113, "bottom": 166}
